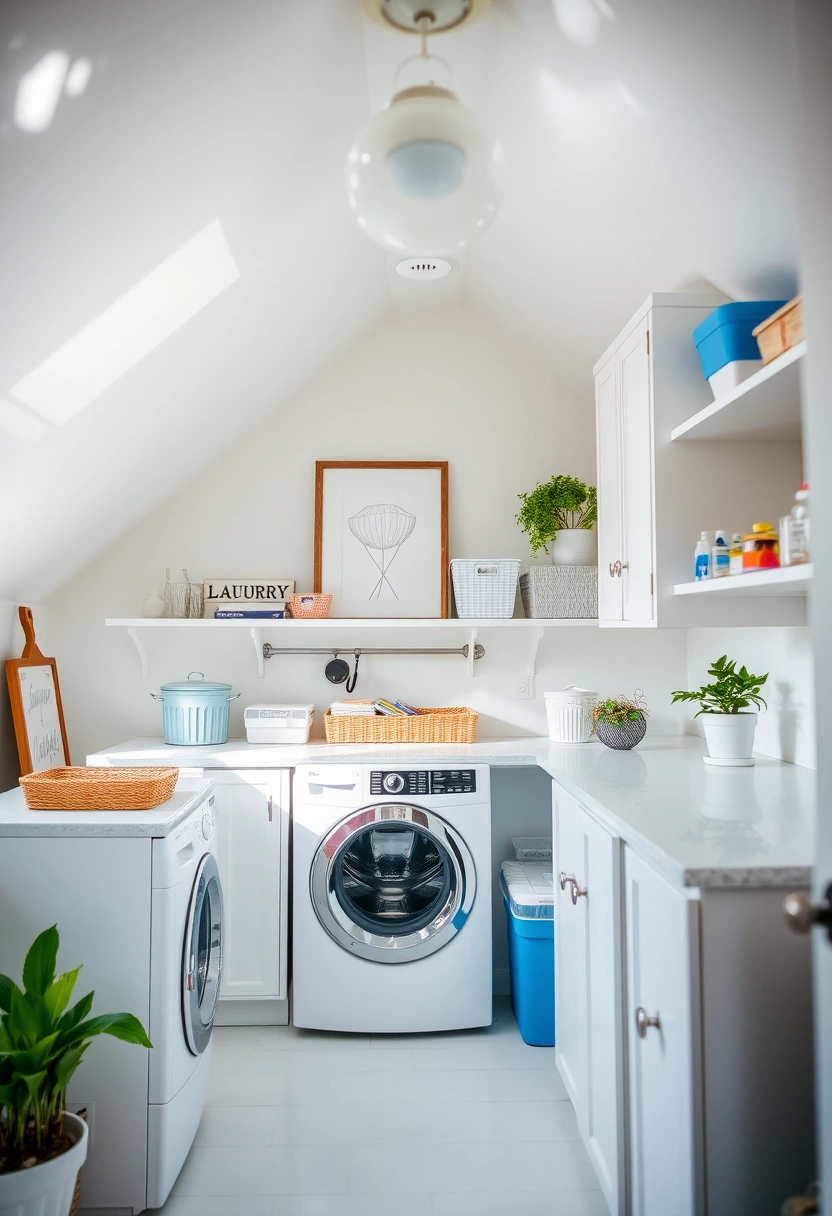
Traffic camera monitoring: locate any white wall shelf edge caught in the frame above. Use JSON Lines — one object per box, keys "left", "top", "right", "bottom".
{"left": 673, "top": 564, "right": 812, "bottom": 597}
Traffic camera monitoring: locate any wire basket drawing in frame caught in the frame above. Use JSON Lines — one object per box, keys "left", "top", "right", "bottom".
{"left": 348, "top": 503, "right": 416, "bottom": 600}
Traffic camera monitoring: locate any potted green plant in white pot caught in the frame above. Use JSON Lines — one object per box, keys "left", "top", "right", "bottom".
{"left": 0, "top": 925, "right": 152, "bottom": 1216}
{"left": 671, "top": 655, "right": 768, "bottom": 767}
{"left": 516, "top": 475, "right": 598, "bottom": 618}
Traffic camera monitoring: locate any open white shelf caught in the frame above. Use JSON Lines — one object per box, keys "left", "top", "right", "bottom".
{"left": 674, "top": 564, "right": 812, "bottom": 598}
{"left": 105, "top": 618, "right": 598, "bottom": 629}
{"left": 105, "top": 616, "right": 598, "bottom": 679}
{"left": 671, "top": 342, "right": 806, "bottom": 442}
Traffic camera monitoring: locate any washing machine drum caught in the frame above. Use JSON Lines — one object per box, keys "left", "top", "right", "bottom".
{"left": 182, "top": 853, "right": 223, "bottom": 1054}
{"left": 310, "top": 804, "right": 476, "bottom": 963}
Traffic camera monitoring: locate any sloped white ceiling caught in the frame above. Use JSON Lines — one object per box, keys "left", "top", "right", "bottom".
{"left": 0, "top": 0, "right": 800, "bottom": 600}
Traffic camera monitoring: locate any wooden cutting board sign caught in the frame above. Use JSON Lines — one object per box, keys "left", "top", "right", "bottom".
{"left": 5, "top": 606, "right": 70, "bottom": 776}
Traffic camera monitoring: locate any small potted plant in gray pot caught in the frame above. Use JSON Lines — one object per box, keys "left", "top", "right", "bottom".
{"left": 671, "top": 655, "right": 768, "bottom": 767}
{"left": 592, "top": 692, "right": 649, "bottom": 750}
{"left": 0, "top": 925, "right": 152, "bottom": 1216}
{"left": 516, "top": 474, "right": 598, "bottom": 618}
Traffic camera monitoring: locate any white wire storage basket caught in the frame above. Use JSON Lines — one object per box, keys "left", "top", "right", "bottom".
{"left": 451, "top": 559, "right": 521, "bottom": 618}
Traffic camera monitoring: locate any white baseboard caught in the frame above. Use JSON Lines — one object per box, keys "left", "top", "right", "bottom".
{"left": 216, "top": 998, "right": 289, "bottom": 1026}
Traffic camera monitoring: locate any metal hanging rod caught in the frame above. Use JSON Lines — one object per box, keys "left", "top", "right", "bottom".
{"left": 262, "top": 643, "right": 485, "bottom": 662}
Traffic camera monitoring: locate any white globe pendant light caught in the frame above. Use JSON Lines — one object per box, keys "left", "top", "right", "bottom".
{"left": 346, "top": 83, "right": 505, "bottom": 253}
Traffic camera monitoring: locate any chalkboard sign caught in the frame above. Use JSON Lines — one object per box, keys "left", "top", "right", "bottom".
{"left": 5, "top": 607, "right": 70, "bottom": 776}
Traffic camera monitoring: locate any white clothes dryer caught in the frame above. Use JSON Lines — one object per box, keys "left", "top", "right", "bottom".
{"left": 0, "top": 780, "right": 222, "bottom": 1214}
{"left": 292, "top": 764, "right": 491, "bottom": 1033}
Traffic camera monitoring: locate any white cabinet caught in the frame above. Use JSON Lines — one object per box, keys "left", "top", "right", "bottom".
{"left": 624, "top": 848, "right": 702, "bottom": 1216}
{"left": 594, "top": 293, "right": 804, "bottom": 628}
{"left": 553, "top": 782, "right": 625, "bottom": 1216}
{"left": 212, "top": 768, "right": 290, "bottom": 1002}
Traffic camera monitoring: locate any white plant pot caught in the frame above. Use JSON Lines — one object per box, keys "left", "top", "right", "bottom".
{"left": 549, "top": 529, "right": 597, "bottom": 566}
{"left": 0, "top": 1112, "right": 88, "bottom": 1216}
{"left": 701, "top": 712, "right": 757, "bottom": 767}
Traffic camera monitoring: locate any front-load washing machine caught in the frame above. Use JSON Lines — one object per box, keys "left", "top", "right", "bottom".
{"left": 0, "top": 779, "right": 222, "bottom": 1214}
{"left": 293, "top": 764, "right": 491, "bottom": 1033}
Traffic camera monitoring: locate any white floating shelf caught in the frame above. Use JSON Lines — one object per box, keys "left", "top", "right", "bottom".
{"left": 105, "top": 618, "right": 598, "bottom": 629}
{"left": 674, "top": 564, "right": 812, "bottom": 597}
{"left": 671, "top": 342, "right": 806, "bottom": 442}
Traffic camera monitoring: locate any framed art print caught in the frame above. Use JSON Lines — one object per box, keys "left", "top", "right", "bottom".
{"left": 314, "top": 461, "right": 449, "bottom": 618}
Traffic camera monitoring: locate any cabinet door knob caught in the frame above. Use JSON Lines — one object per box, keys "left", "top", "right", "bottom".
{"left": 635, "top": 1006, "right": 661, "bottom": 1038}
{"left": 609, "top": 561, "right": 621, "bottom": 578}
{"left": 559, "top": 871, "right": 574, "bottom": 891}
{"left": 559, "top": 872, "right": 587, "bottom": 904}
{"left": 570, "top": 880, "right": 588, "bottom": 905}
{"left": 784, "top": 884, "right": 832, "bottom": 940}
{"left": 619, "top": 562, "right": 629, "bottom": 575}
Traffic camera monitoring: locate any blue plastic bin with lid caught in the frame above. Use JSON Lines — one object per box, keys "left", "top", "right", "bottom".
{"left": 693, "top": 300, "right": 786, "bottom": 380}
{"left": 500, "top": 861, "right": 555, "bottom": 1047}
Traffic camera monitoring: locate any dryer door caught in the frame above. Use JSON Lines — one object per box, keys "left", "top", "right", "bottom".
{"left": 310, "top": 804, "right": 476, "bottom": 964}
{"left": 182, "top": 853, "right": 223, "bottom": 1055}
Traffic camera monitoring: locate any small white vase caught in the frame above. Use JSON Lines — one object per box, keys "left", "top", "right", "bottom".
{"left": 142, "top": 588, "right": 167, "bottom": 619}
{"left": 0, "top": 1111, "right": 88, "bottom": 1216}
{"left": 550, "top": 529, "right": 597, "bottom": 566}
{"left": 701, "top": 712, "right": 757, "bottom": 767}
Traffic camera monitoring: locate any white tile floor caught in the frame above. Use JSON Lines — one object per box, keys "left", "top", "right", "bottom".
{"left": 156, "top": 999, "right": 606, "bottom": 1216}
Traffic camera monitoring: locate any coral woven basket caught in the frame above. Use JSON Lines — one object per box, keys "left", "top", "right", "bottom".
{"left": 20, "top": 766, "right": 179, "bottom": 811}
{"left": 288, "top": 593, "right": 332, "bottom": 619}
{"left": 323, "top": 707, "right": 478, "bottom": 745}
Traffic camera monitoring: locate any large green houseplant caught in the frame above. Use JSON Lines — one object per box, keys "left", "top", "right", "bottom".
{"left": 0, "top": 925, "right": 152, "bottom": 1215}
{"left": 671, "top": 655, "right": 768, "bottom": 766}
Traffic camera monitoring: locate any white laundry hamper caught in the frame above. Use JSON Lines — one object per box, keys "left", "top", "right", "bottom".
{"left": 544, "top": 685, "right": 597, "bottom": 743}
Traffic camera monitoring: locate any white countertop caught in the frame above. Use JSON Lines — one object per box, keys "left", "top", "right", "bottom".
{"left": 87, "top": 736, "right": 816, "bottom": 890}
{"left": 0, "top": 778, "right": 213, "bottom": 837}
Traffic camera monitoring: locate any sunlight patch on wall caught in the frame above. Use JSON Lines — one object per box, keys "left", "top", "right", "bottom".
{"left": 8, "top": 220, "right": 240, "bottom": 426}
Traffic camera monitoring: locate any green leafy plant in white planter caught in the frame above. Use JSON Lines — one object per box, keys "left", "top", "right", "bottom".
{"left": 516, "top": 474, "right": 597, "bottom": 566}
{"left": 671, "top": 656, "right": 768, "bottom": 767}
{"left": 0, "top": 925, "right": 152, "bottom": 1216}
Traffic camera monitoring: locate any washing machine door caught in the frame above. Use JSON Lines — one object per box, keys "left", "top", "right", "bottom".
{"left": 182, "top": 853, "right": 223, "bottom": 1055}
{"left": 310, "top": 804, "right": 476, "bottom": 963}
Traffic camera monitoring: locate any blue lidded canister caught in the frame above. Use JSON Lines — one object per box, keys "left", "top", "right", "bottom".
{"left": 152, "top": 672, "right": 240, "bottom": 745}
{"left": 693, "top": 300, "right": 787, "bottom": 380}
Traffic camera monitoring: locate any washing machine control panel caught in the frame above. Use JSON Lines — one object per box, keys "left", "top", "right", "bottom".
{"left": 370, "top": 770, "right": 476, "bottom": 797}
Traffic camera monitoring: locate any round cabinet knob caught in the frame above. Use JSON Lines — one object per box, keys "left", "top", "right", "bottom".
{"left": 201, "top": 813, "right": 212, "bottom": 840}
{"left": 383, "top": 773, "right": 405, "bottom": 794}
{"left": 784, "top": 885, "right": 832, "bottom": 940}
{"left": 635, "top": 1006, "right": 661, "bottom": 1039}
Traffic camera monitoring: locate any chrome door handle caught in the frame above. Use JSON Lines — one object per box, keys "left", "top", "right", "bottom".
{"left": 784, "top": 883, "right": 832, "bottom": 941}
{"left": 635, "top": 1006, "right": 660, "bottom": 1038}
{"left": 559, "top": 872, "right": 586, "bottom": 904}
{"left": 268, "top": 795, "right": 273, "bottom": 822}
{"left": 609, "top": 561, "right": 621, "bottom": 578}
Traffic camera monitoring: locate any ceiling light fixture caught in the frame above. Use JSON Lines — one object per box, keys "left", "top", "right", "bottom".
{"left": 348, "top": 5, "right": 503, "bottom": 253}
{"left": 361, "top": 0, "right": 490, "bottom": 35}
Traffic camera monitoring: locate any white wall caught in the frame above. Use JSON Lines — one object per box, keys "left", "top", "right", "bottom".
{"left": 686, "top": 627, "right": 815, "bottom": 769}
{"left": 45, "top": 305, "right": 691, "bottom": 768}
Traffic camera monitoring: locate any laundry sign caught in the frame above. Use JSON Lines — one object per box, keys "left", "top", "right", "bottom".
{"left": 5, "top": 606, "right": 70, "bottom": 776}
{"left": 203, "top": 578, "right": 295, "bottom": 617}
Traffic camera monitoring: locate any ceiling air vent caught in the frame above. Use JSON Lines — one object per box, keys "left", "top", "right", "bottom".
{"left": 395, "top": 257, "right": 454, "bottom": 280}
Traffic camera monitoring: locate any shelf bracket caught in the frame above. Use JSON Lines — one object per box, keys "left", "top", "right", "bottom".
{"left": 466, "top": 628, "right": 478, "bottom": 678}
{"left": 251, "top": 627, "right": 264, "bottom": 678}
{"left": 527, "top": 627, "right": 544, "bottom": 679}
{"left": 127, "top": 627, "right": 150, "bottom": 678}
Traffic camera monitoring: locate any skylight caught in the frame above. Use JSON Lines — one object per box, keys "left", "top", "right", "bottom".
{"left": 8, "top": 220, "right": 240, "bottom": 426}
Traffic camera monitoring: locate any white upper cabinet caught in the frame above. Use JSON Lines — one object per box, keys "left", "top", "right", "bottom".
{"left": 594, "top": 293, "right": 805, "bottom": 627}
{"left": 212, "top": 769, "right": 290, "bottom": 1002}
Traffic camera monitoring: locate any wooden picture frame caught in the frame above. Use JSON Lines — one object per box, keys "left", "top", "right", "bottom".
{"left": 5, "top": 606, "right": 70, "bottom": 776}
{"left": 314, "top": 461, "right": 449, "bottom": 618}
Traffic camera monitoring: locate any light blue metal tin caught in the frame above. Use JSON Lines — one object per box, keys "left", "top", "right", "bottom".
{"left": 151, "top": 672, "right": 239, "bottom": 745}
